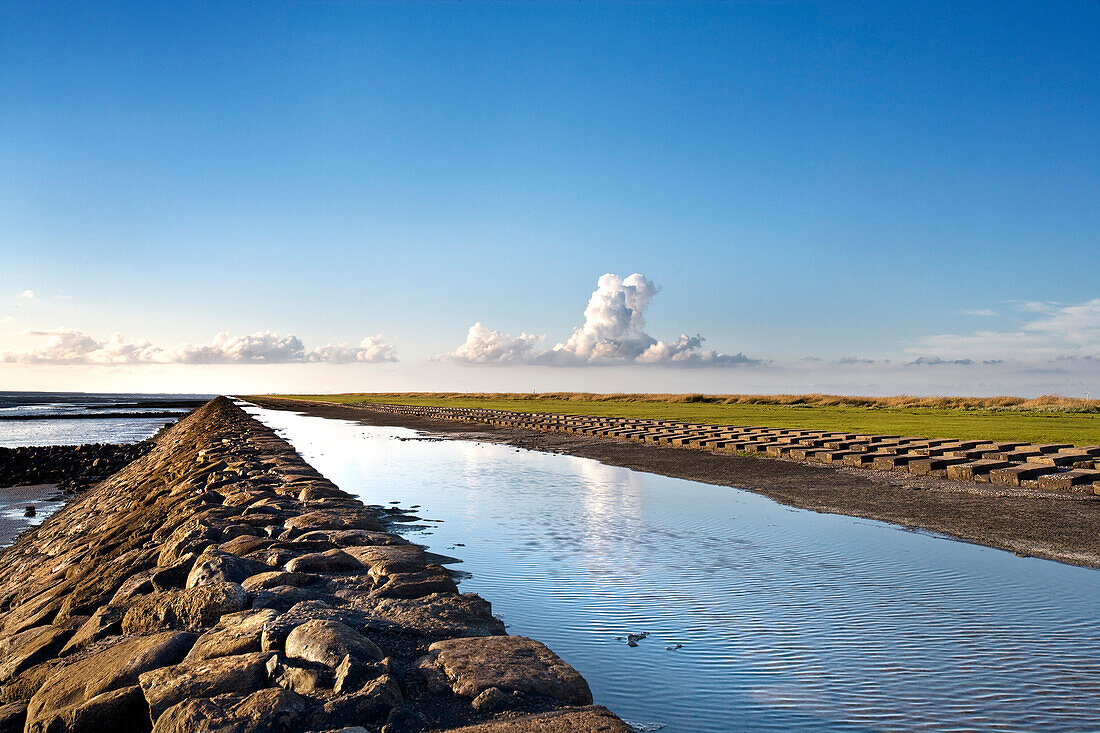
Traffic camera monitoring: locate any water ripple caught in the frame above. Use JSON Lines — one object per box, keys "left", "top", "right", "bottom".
{"left": 244, "top": 405, "right": 1100, "bottom": 733}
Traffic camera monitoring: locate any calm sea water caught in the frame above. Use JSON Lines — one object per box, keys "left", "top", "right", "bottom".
{"left": 243, "top": 402, "right": 1100, "bottom": 733}
{"left": 0, "top": 392, "right": 208, "bottom": 447}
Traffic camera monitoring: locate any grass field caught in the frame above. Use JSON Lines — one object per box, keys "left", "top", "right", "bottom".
{"left": 261, "top": 393, "right": 1100, "bottom": 447}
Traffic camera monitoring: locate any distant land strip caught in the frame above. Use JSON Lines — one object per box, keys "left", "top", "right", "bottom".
{"left": 268, "top": 393, "right": 1100, "bottom": 447}
{"left": 328, "top": 402, "right": 1100, "bottom": 495}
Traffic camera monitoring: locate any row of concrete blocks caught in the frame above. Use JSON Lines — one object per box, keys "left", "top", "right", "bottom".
{"left": 370, "top": 404, "right": 1100, "bottom": 494}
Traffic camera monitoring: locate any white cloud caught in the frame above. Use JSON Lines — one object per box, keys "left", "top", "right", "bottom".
{"left": 910, "top": 298, "right": 1100, "bottom": 361}
{"left": 308, "top": 335, "right": 397, "bottom": 364}
{"left": 0, "top": 329, "right": 397, "bottom": 365}
{"left": 439, "top": 322, "right": 544, "bottom": 364}
{"left": 441, "top": 273, "right": 757, "bottom": 366}
{"left": 19, "top": 290, "right": 34, "bottom": 299}
{"left": 961, "top": 308, "right": 998, "bottom": 317}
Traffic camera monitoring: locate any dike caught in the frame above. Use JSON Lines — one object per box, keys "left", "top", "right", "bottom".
{"left": 0, "top": 397, "right": 629, "bottom": 733}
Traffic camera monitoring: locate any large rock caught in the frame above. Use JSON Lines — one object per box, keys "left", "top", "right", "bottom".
{"left": 284, "top": 619, "right": 382, "bottom": 668}
{"left": 442, "top": 706, "right": 634, "bottom": 732}
{"left": 138, "top": 651, "right": 274, "bottom": 720}
{"left": 341, "top": 545, "right": 427, "bottom": 573}
{"left": 416, "top": 636, "right": 592, "bottom": 706}
{"left": 283, "top": 510, "right": 383, "bottom": 536}
{"left": 60, "top": 606, "right": 124, "bottom": 654}
{"left": 294, "top": 529, "right": 406, "bottom": 547}
{"left": 0, "top": 624, "right": 73, "bottom": 684}
{"left": 27, "top": 685, "right": 149, "bottom": 733}
{"left": 185, "top": 609, "right": 279, "bottom": 662}
{"left": 284, "top": 549, "right": 361, "bottom": 574}
{"left": 0, "top": 702, "right": 26, "bottom": 733}
{"left": 151, "top": 553, "right": 197, "bottom": 592}
{"left": 309, "top": 674, "right": 402, "bottom": 728}
{"left": 151, "top": 688, "right": 307, "bottom": 733}
{"left": 25, "top": 632, "right": 195, "bottom": 732}
{"left": 349, "top": 593, "right": 506, "bottom": 637}
{"left": 241, "top": 571, "right": 315, "bottom": 593}
{"left": 369, "top": 564, "right": 457, "bottom": 599}
{"left": 122, "top": 582, "right": 250, "bottom": 633}
{"left": 185, "top": 548, "right": 270, "bottom": 589}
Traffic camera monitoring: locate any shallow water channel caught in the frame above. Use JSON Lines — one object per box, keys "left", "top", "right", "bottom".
{"left": 243, "top": 404, "right": 1100, "bottom": 732}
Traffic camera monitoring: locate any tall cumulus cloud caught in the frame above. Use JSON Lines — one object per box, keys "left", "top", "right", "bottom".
{"left": 440, "top": 273, "right": 756, "bottom": 366}
{"left": 0, "top": 329, "right": 397, "bottom": 365}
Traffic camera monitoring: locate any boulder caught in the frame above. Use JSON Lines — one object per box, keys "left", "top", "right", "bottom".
{"left": 110, "top": 571, "right": 156, "bottom": 604}
{"left": 121, "top": 582, "right": 250, "bottom": 633}
{"left": 269, "top": 658, "right": 333, "bottom": 696}
{"left": 283, "top": 510, "right": 383, "bottom": 536}
{"left": 285, "top": 550, "right": 361, "bottom": 574}
{"left": 441, "top": 706, "right": 634, "bottom": 732}
{"left": 241, "top": 571, "right": 315, "bottom": 593}
{"left": 284, "top": 620, "right": 382, "bottom": 668}
{"left": 331, "top": 653, "right": 392, "bottom": 696}
{"left": 0, "top": 624, "right": 73, "bottom": 684}
{"left": 348, "top": 593, "right": 505, "bottom": 637}
{"left": 0, "top": 702, "right": 27, "bottom": 733}
{"left": 60, "top": 606, "right": 124, "bottom": 655}
{"left": 416, "top": 636, "right": 592, "bottom": 706}
{"left": 252, "top": 585, "right": 327, "bottom": 613}
{"left": 151, "top": 553, "right": 198, "bottom": 592}
{"left": 186, "top": 548, "right": 270, "bottom": 589}
{"left": 27, "top": 684, "right": 148, "bottom": 733}
{"left": 185, "top": 609, "right": 279, "bottom": 662}
{"left": 138, "top": 651, "right": 274, "bottom": 720}
{"left": 342, "top": 545, "right": 425, "bottom": 571}
{"left": 309, "top": 674, "right": 402, "bottom": 728}
{"left": 151, "top": 688, "right": 307, "bottom": 733}
{"left": 25, "top": 632, "right": 195, "bottom": 732}
{"left": 219, "top": 535, "right": 276, "bottom": 557}
{"left": 369, "top": 564, "right": 457, "bottom": 599}
{"left": 294, "top": 529, "right": 406, "bottom": 547}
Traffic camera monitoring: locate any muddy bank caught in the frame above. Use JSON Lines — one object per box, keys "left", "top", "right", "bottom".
{"left": 0, "top": 485, "right": 64, "bottom": 549}
{"left": 248, "top": 397, "right": 1100, "bottom": 570}
{"left": 0, "top": 398, "right": 627, "bottom": 733}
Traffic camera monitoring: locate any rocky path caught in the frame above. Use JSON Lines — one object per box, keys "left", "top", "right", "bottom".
{"left": 0, "top": 398, "right": 628, "bottom": 733}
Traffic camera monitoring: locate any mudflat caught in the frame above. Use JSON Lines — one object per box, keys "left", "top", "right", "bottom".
{"left": 249, "top": 396, "right": 1100, "bottom": 570}
{"left": 0, "top": 484, "right": 61, "bottom": 548}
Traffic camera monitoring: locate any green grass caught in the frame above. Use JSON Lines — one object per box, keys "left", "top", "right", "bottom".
{"left": 260, "top": 394, "right": 1100, "bottom": 447}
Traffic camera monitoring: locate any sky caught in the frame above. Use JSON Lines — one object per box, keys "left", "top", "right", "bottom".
{"left": 1, "top": 1, "right": 1098, "bottom": 396}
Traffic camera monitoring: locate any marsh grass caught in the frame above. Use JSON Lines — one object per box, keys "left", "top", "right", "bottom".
{"left": 259, "top": 392, "right": 1100, "bottom": 446}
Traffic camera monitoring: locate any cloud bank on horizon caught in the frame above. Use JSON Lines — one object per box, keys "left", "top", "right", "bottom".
{"left": 908, "top": 299, "right": 1100, "bottom": 362}
{"left": 0, "top": 330, "right": 396, "bottom": 365}
{"left": 440, "top": 273, "right": 758, "bottom": 367}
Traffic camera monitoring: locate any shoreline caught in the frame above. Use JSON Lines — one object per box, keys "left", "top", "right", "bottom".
{"left": 0, "top": 398, "right": 628, "bottom": 732}
{"left": 0, "top": 484, "right": 63, "bottom": 549}
{"left": 248, "top": 396, "right": 1100, "bottom": 571}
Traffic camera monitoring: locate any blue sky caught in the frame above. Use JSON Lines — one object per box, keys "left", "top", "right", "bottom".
{"left": 1, "top": 1, "right": 1098, "bottom": 395}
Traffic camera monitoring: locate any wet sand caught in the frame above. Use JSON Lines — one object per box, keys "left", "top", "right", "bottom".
{"left": 248, "top": 397, "right": 1100, "bottom": 570}
{"left": 0, "top": 484, "right": 63, "bottom": 547}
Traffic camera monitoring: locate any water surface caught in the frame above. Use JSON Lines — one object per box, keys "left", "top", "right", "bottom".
{"left": 244, "top": 403, "right": 1100, "bottom": 732}
{"left": 0, "top": 392, "right": 207, "bottom": 447}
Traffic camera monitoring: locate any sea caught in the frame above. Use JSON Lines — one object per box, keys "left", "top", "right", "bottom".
{"left": 0, "top": 391, "right": 212, "bottom": 448}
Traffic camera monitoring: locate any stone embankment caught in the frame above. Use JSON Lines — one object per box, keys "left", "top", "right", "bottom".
{"left": 0, "top": 398, "right": 629, "bottom": 733}
{"left": 0, "top": 443, "right": 152, "bottom": 493}
{"left": 358, "top": 405, "right": 1100, "bottom": 494}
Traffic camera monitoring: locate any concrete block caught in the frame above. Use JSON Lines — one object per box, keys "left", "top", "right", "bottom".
{"left": 989, "top": 464, "right": 1059, "bottom": 486}
{"left": 946, "top": 460, "right": 1015, "bottom": 481}
{"left": 1037, "top": 470, "right": 1100, "bottom": 492}
{"left": 908, "top": 457, "right": 968, "bottom": 476}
